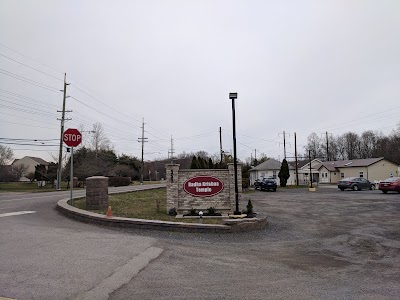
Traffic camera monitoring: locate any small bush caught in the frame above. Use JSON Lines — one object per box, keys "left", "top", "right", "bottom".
{"left": 207, "top": 206, "right": 216, "bottom": 215}
{"left": 246, "top": 199, "right": 254, "bottom": 216}
{"left": 108, "top": 176, "right": 131, "bottom": 187}
{"left": 189, "top": 208, "right": 197, "bottom": 216}
{"left": 242, "top": 178, "right": 250, "bottom": 189}
{"left": 168, "top": 207, "right": 177, "bottom": 216}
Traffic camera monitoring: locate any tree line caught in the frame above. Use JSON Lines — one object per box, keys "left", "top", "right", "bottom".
{"left": 303, "top": 125, "right": 400, "bottom": 163}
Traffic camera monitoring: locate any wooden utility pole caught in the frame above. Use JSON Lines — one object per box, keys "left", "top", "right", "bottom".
{"left": 56, "top": 73, "right": 70, "bottom": 190}
{"left": 295, "top": 132, "right": 299, "bottom": 186}
{"left": 279, "top": 131, "right": 290, "bottom": 159}
{"left": 138, "top": 118, "right": 147, "bottom": 184}
{"left": 219, "top": 127, "right": 223, "bottom": 163}
{"left": 168, "top": 135, "right": 175, "bottom": 163}
{"left": 326, "top": 131, "right": 329, "bottom": 161}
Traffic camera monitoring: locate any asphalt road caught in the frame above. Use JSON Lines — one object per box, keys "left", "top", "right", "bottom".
{"left": 1, "top": 186, "right": 400, "bottom": 300}
{"left": 0, "top": 184, "right": 165, "bottom": 300}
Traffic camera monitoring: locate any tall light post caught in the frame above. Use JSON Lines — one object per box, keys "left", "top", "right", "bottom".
{"left": 229, "top": 92, "right": 240, "bottom": 215}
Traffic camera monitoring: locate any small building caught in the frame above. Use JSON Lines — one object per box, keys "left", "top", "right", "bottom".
{"left": 314, "top": 157, "right": 399, "bottom": 184}
{"left": 250, "top": 157, "right": 399, "bottom": 186}
{"left": 249, "top": 158, "right": 299, "bottom": 185}
{"left": 11, "top": 156, "right": 49, "bottom": 181}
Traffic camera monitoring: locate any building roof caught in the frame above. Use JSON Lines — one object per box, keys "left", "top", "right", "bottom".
{"left": 28, "top": 156, "right": 49, "bottom": 165}
{"left": 250, "top": 158, "right": 295, "bottom": 171}
{"left": 13, "top": 156, "right": 49, "bottom": 165}
{"left": 288, "top": 160, "right": 309, "bottom": 169}
{"left": 316, "top": 157, "right": 385, "bottom": 171}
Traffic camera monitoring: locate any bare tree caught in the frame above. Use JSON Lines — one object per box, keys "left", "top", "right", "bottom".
{"left": 12, "top": 164, "right": 28, "bottom": 180}
{"left": 343, "top": 132, "right": 360, "bottom": 160}
{"left": 90, "top": 122, "right": 112, "bottom": 154}
{"left": 360, "top": 131, "right": 377, "bottom": 158}
{"left": 304, "top": 132, "right": 324, "bottom": 159}
{"left": 0, "top": 145, "right": 14, "bottom": 166}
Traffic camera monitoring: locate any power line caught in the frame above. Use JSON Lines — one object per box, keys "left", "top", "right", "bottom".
{"left": 0, "top": 42, "right": 64, "bottom": 76}
{"left": 0, "top": 119, "right": 58, "bottom": 130}
{"left": 0, "top": 53, "right": 63, "bottom": 81}
{"left": 71, "top": 84, "right": 141, "bottom": 123}
{"left": 0, "top": 68, "right": 60, "bottom": 92}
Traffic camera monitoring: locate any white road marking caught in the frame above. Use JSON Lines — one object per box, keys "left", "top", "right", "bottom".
{"left": 75, "top": 246, "right": 164, "bottom": 300}
{"left": 0, "top": 211, "right": 36, "bottom": 218}
{"left": 0, "top": 193, "right": 85, "bottom": 202}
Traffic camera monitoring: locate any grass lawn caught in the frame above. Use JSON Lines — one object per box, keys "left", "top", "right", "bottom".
{"left": 72, "top": 188, "right": 223, "bottom": 224}
{"left": 0, "top": 181, "right": 84, "bottom": 193}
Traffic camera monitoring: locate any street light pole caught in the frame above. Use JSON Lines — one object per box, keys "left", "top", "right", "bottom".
{"left": 229, "top": 93, "right": 240, "bottom": 215}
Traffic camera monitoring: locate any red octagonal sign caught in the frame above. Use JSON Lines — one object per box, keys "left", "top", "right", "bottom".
{"left": 63, "top": 128, "right": 82, "bottom": 147}
{"left": 183, "top": 176, "right": 224, "bottom": 197}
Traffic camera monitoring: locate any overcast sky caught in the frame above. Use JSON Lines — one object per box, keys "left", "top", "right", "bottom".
{"left": 1, "top": 0, "right": 399, "bottom": 164}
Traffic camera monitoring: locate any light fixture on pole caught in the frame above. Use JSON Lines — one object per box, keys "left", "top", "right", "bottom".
{"left": 229, "top": 92, "right": 241, "bottom": 215}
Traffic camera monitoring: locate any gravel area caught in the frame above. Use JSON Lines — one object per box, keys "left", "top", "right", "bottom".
{"left": 110, "top": 187, "right": 400, "bottom": 300}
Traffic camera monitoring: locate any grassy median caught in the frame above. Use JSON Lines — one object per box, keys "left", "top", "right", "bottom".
{"left": 72, "top": 188, "right": 223, "bottom": 224}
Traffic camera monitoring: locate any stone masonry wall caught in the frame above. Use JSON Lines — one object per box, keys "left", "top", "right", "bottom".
{"left": 166, "top": 163, "right": 242, "bottom": 214}
{"left": 86, "top": 176, "right": 109, "bottom": 210}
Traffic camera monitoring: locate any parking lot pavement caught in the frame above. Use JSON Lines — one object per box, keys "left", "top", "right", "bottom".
{"left": 111, "top": 187, "right": 400, "bottom": 300}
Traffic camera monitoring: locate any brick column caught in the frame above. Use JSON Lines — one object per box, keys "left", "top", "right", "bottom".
{"left": 86, "top": 176, "right": 109, "bottom": 210}
{"left": 165, "top": 164, "right": 180, "bottom": 213}
{"left": 228, "top": 163, "right": 242, "bottom": 213}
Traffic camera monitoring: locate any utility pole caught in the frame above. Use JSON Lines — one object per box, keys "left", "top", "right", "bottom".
{"left": 294, "top": 132, "right": 299, "bottom": 186}
{"left": 168, "top": 135, "right": 175, "bottom": 163}
{"left": 279, "top": 131, "right": 290, "bottom": 159}
{"left": 56, "top": 73, "right": 71, "bottom": 190}
{"left": 309, "top": 149, "right": 313, "bottom": 188}
{"left": 138, "top": 118, "right": 147, "bottom": 184}
{"left": 219, "top": 127, "right": 223, "bottom": 163}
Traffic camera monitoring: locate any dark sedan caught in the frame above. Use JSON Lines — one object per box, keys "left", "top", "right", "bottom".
{"left": 378, "top": 177, "right": 400, "bottom": 194}
{"left": 338, "top": 177, "right": 375, "bottom": 191}
{"left": 260, "top": 178, "right": 277, "bottom": 192}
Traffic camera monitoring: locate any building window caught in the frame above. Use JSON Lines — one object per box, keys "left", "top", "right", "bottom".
{"left": 341, "top": 173, "right": 344, "bottom": 178}
{"left": 359, "top": 171, "right": 364, "bottom": 178}
{"left": 334, "top": 172, "right": 336, "bottom": 175}
{"left": 273, "top": 170, "right": 277, "bottom": 179}
{"left": 325, "top": 173, "right": 328, "bottom": 178}
{"left": 321, "top": 173, "right": 325, "bottom": 178}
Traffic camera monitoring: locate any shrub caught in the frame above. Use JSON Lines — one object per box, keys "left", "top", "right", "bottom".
{"left": 207, "top": 206, "right": 216, "bottom": 215}
{"left": 168, "top": 207, "right": 177, "bottom": 216}
{"left": 108, "top": 176, "right": 131, "bottom": 187}
{"left": 242, "top": 178, "right": 250, "bottom": 189}
{"left": 189, "top": 208, "right": 197, "bottom": 216}
{"left": 246, "top": 199, "right": 254, "bottom": 216}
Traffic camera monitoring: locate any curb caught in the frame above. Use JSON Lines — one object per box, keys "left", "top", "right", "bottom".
{"left": 57, "top": 197, "right": 268, "bottom": 233}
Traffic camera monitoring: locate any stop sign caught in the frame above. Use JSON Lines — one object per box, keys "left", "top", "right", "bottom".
{"left": 63, "top": 128, "right": 82, "bottom": 147}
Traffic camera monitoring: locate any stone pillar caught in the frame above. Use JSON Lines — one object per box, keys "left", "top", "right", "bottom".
{"left": 73, "top": 177, "right": 79, "bottom": 188}
{"left": 165, "top": 164, "right": 180, "bottom": 213}
{"left": 86, "top": 176, "right": 109, "bottom": 210}
{"left": 228, "top": 163, "right": 242, "bottom": 213}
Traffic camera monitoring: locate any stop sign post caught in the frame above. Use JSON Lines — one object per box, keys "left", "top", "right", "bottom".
{"left": 63, "top": 128, "right": 82, "bottom": 203}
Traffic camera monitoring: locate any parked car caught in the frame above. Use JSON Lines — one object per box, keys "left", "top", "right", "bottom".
{"left": 338, "top": 177, "right": 375, "bottom": 191}
{"left": 378, "top": 177, "right": 400, "bottom": 194}
{"left": 259, "top": 178, "right": 277, "bottom": 192}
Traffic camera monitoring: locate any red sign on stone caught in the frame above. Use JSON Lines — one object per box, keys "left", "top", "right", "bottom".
{"left": 183, "top": 176, "right": 224, "bottom": 197}
{"left": 63, "top": 128, "right": 82, "bottom": 147}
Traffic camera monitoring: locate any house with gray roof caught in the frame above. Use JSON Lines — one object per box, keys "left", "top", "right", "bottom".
{"left": 11, "top": 156, "right": 50, "bottom": 181}
{"left": 249, "top": 158, "right": 297, "bottom": 185}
